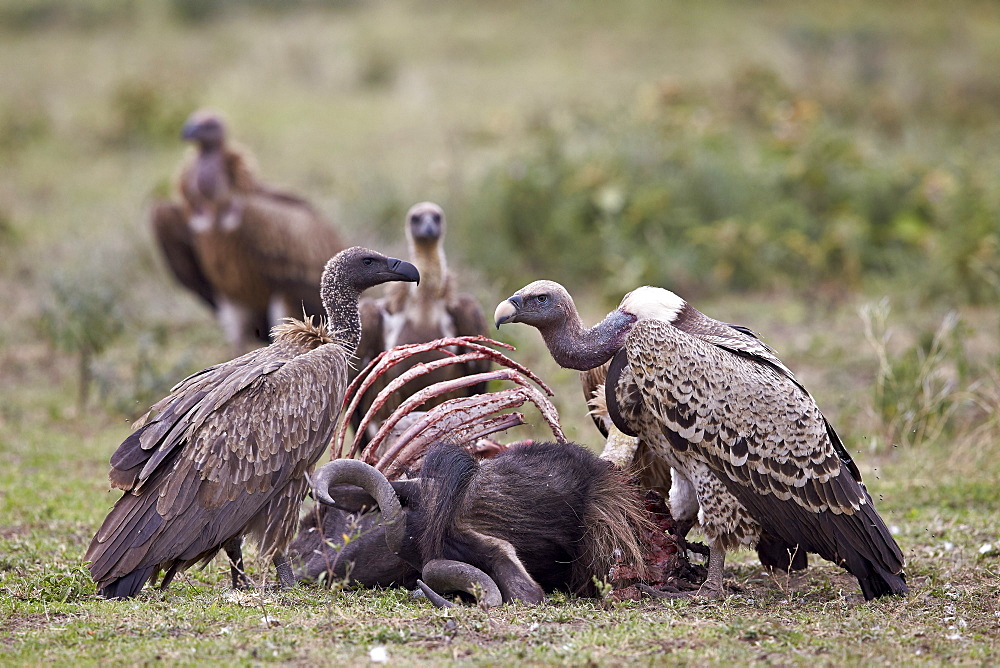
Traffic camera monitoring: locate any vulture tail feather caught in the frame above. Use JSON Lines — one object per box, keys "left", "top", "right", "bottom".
{"left": 99, "top": 565, "right": 156, "bottom": 600}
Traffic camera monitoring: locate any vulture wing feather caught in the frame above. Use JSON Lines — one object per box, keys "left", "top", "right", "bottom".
{"left": 87, "top": 336, "right": 349, "bottom": 590}
{"left": 621, "top": 318, "right": 905, "bottom": 589}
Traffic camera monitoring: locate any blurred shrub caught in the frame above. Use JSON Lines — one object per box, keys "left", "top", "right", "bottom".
{"left": 461, "top": 62, "right": 1000, "bottom": 307}
{"left": 106, "top": 79, "right": 193, "bottom": 147}
{"left": 0, "top": 0, "right": 135, "bottom": 31}
{"left": 168, "top": 0, "right": 359, "bottom": 24}
{"left": 94, "top": 329, "right": 198, "bottom": 418}
{"left": 37, "top": 270, "right": 126, "bottom": 411}
{"left": 861, "top": 299, "right": 970, "bottom": 445}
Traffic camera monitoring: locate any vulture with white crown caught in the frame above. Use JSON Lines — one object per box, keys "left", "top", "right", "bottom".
{"left": 495, "top": 280, "right": 907, "bottom": 600}
{"left": 85, "top": 248, "right": 419, "bottom": 599}
{"left": 351, "top": 202, "right": 489, "bottom": 447}
{"left": 151, "top": 109, "right": 346, "bottom": 352}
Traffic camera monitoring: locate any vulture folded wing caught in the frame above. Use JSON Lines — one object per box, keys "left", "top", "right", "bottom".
{"left": 621, "top": 319, "right": 905, "bottom": 596}
{"left": 580, "top": 362, "right": 611, "bottom": 438}
{"left": 88, "top": 342, "right": 349, "bottom": 586}
{"left": 150, "top": 202, "right": 216, "bottom": 309}
{"left": 672, "top": 311, "right": 797, "bottom": 382}
{"left": 107, "top": 352, "right": 269, "bottom": 491}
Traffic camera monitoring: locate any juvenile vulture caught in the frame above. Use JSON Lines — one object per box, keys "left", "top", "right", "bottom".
{"left": 151, "top": 109, "right": 346, "bottom": 352}
{"left": 85, "top": 247, "right": 419, "bottom": 599}
{"left": 351, "top": 202, "right": 489, "bottom": 446}
{"left": 495, "top": 281, "right": 908, "bottom": 600}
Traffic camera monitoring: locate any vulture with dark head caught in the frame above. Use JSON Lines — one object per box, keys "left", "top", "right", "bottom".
{"left": 151, "top": 109, "right": 346, "bottom": 352}
{"left": 85, "top": 247, "right": 419, "bottom": 599}
{"left": 351, "top": 202, "right": 489, "bottom": 446}
{"left": 495, "top": 281, "right": 907, "bottom": 601}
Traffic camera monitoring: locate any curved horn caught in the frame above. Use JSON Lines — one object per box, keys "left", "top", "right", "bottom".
{"left": 416, "top": 580, "right": 455, "bottom": 609}
{"left": 310, "top": 459, "right": 406, "bottom": 555}
{"left": 420, "top": 559, "right": 503, "bottom": 609}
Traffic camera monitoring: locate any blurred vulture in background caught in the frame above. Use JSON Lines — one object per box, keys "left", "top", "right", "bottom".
{"left": 350, "top": 202, "right": 489, "bottom": 447}
{"left": 151, "top": 109, "right": 346, "bottom": 352}
{"left": 85, "top": 248, "right": 419, "bottom": 599}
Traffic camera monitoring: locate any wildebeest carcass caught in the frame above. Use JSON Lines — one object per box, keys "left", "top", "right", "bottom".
{"left": 289, "top": 336, "right": 666, "bottom": 606}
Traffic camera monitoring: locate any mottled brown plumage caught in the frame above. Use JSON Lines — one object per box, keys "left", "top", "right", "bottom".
{"left": 151, "top": 110, "right": 346, "bottom": 352}
{"left": 351, "top": 202, "right": 489, "bottom": 447}
{"left": 496, "top": 281, "right": 907, "bottom": 601}
{"left": 85, "top": 248, "right": 419, "bottom": 599}
{"left": 582, "top": 339, "right": 807, "bottom": 574}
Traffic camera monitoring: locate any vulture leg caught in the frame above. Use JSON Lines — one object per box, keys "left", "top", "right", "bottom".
{"left": 272, "top": 552, "right": 296, "bottom": 589}
{"left": 699, "top": 544, "right": 727, "bottom": 599}
{"left": 216, "top": 297, "right": 267, "bottom": 353}
{"left": 224, "top": 536, "right": 250, "bottom": 588}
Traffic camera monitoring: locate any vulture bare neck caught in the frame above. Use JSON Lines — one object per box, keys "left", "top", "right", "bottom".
{"left": 539, "top": 308, "right": 638, "bottom": 372}
{"left": 182, "top": 144, "right": 257, "bottom": 210}
{"left": 386, "top": 241, "right": 451, "bottom": 326}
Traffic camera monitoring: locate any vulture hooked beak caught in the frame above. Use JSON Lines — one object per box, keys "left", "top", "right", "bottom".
{"left": 493, "top": 296, "right": 522, "bottom": 328}
{"left": 387, "top": 257, "right": 420, "bottom": 285}
{"left": 180, "top": 119, "right": 199, "bottom": 141}
{"left": 181, "top": 110, "right": 225, "bottom": 147}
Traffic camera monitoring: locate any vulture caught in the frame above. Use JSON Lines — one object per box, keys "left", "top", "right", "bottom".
{"left": 582, "top": 361, "right": 809, "bottom": 574}
{"left": 85, "top": 247, "right": 419, "bottom": 599}
{"left": 351, "top": 202, "right": 489, "bottom": 446}
{"left": 495, "top": 281, "right": 908, "bottom": 600}
{"left": 151, "top": 109, "right": 346, "bottom": 352}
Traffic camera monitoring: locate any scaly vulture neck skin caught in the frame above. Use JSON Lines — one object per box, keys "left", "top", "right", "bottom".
{"left": 321, "top": 247, "right": 421, "bottom": 353}
{"left": 541, "top": 308, "right": 637, "bottom": 371}
{"left": 494, "top": 280, "right": 637, "bottom": 371}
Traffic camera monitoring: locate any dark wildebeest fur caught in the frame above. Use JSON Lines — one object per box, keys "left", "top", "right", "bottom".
{"left": 292, "top": 440, "right": 649, "bottom": 604}
{"left": 292, "top": 478, "right": 422, "bottom": 588}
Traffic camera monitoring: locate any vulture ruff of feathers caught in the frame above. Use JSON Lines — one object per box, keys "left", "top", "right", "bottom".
{"left": 151, "top": 109, "right": 346, "bottom": 353}
{"left": 495, "top": 280, "right": 907, "bottom": 601}
{"left": 85, "top": 247, "right": 419, "bottom": 599}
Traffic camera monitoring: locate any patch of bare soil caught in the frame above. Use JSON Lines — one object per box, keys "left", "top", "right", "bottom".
{"left": 1, "top": 612, "right": 69, "bottom": 647}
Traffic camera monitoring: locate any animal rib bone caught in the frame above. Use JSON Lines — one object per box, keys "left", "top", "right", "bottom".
{"left": 333, "top": 336, "right": 562, "bottom": 469}
{"left": 362, "top": 371, "right": 566, "bottom": 467}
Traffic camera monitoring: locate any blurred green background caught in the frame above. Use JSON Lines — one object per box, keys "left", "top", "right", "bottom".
{"left": 1, "top": 0, "right": 998, "bottom": 447}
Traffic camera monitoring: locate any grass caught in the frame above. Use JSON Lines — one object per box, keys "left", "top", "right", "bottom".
{"left": 2, "top": 0, "right": 1000, "bottom": 664}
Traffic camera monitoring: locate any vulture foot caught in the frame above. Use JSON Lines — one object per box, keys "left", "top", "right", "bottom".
{"left": 695, "top": 544, "right": 728, "bottom": 600}
{"left": 273, "top": 553, "right": 297, "bottom": 589}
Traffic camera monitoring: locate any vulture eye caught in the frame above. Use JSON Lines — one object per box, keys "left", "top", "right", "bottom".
{"left": 432, "top": 213, "right": 441, "bottom": 223}
{"left": 536, "top": 294, "right": 548, "bottom": 304}
{"left": 362, "top": 258, "right": 374, "bottom": 266}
